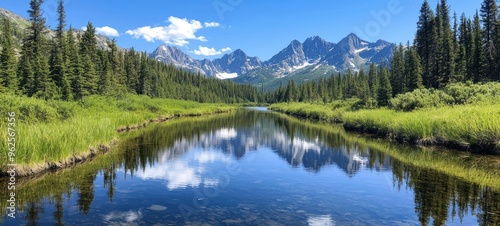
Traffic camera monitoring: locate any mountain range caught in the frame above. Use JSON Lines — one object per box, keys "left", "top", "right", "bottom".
{"left": 149, "top": 33, "right": 395, "bottom": 86}
{"left": 1, "top": 7, "right": 394, "bottom": 89}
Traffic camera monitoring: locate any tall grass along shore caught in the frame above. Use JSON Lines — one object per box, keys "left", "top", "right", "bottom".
{"left": 0, "top": 94, "right": 235, "bottom": 177}
{"left": 270, "top": 94, "right": 500, "bottom": 154}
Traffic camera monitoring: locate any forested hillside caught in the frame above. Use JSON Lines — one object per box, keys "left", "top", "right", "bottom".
{"left": 0, "top": 0, "right": 259, "bottom": 103}
{"left": 266, "top": 0, "right": 500, "bottom": 106}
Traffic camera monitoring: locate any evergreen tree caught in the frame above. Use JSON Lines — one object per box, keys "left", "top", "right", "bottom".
{"left": 34, "top": 53, "right": 57, "bottom": 99}
{"left": 0, "top": 19, "right": 18, "bottom": 92}
{"left": 405, "top": 46, "right": 424, "bottom": 91}
{"left": 391, "top": 44, "right": 405, "bottom": 95}
{"left": 18, "top": 54, "right": 35, "bottom": 96}
{"left": 81, "top": 54, "right": 97, "bottom": 96}
{"left": 358, "top": 69, "right": 370, "bottom": 106}
{"left": 472, "top": 12, "right": 486, "bottom": 82}
{"left": 98, "top": 52, "right": 112, "bottom": 95}
{"left": 377, "top": 65, "right": 392, "bottom": 107}
{"left": 480, "top": 0, "right": 498, "bottom": 79}
{"left": 415, "top": 1, "right": 435, "bottom": 88}
{"left": 432, "top": 3, "right": 444, "bottom": 89}
{"left": 368, "top": 62, "right": 378, "bottom": 101}
{"left": 26, "top": 0, "right": 48, "bottom": 56}
{"left": 439, "top": 0, "right": 455, "bottom": 86}
{"left": 50, "top": 0, "right": 70, "bottom": 99}
{"left": 285, "top": 79, "right": 296, "bottom": 102}
{"left": 19, "top": 0, "right": 51, "bottom": 96}
{"left": 456, "top": 14, "right": 469, "bottom": 82}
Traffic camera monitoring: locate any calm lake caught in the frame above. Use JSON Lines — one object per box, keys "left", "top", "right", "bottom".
{"left": 1, "top": 108, "right": 499, "bottom": 225}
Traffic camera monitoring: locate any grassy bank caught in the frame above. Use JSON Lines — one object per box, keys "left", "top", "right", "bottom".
{"left": 272, "top": 113, "right": 500, "bottom": 190}
{"left": 0, "top": 94, "right": 235, "bottom": 175}
{"left": 269, "top": 101, "right": 500, "bottom": 153}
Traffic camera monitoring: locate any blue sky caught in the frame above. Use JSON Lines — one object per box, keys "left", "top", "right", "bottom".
{"left": 2, "top": 0, "right": 484, "bottom": 60}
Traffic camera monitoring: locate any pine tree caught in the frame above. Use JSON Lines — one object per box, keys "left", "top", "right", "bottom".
{"left": 18, "top": 54, "right": 35, "bottom": 96}
{"left": 138, "top": 52, "right": 152, "bottom": 96}
{"left": 0, "top": 19, "right": 18, "bottom": 92}
{"left": 285, "top": 80, "right": 296, "bottom": 102}
{"left": 432, "top": 3, "right": 444, "bottom": 89}
{"left": 439, "top": 0, "right": 455, "bottom": 86}
{"left": 81, "top": 54, "right": 97, "bottom": 96}
{"left": 368, "top": 62, "right": 378, "bottom": 101}
{"left": 26, "top": 0, "right": 48, "bottom": 56}
{"left": 34, "top": 53, "right": 58, "bottom": 99}
{"left": 377, "top": 65, "right": 392, "bottom": 107}
{"left": 80, "top": 22, "right": 97, "bottom": 58}
{"left": 480, "top": 0, "right": 498, "bottom": 79}
{"left": 50, "top": 0, "right": 70, "bottom": 99}
{"left": 415, "top": 1, "right": 435, "bottom": 88}
{"left": 358, "top": 69, "right": 370, "bottom": 106}
{"left": 455, "top": 14, "right": 469, "bottom": 82}
{"left": 472, "top": 12, "right": 486, "bottom": 82}
{"left": 19, "top": 0, "right": 52, "bottom": 97}
{"left": 98, "top": 52, "right": 112, "bottom": 95}
{"left": 391, "top": 44, "right": 405, "bottom": 95}
{"left": 406, "top": 46, "right": 424, "bottom": 91}
{"left": 66, "top": 26, "right": 84, "bottom": 99}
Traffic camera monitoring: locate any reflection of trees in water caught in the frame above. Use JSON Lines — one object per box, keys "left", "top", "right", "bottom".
{"left": 1, "top": 110, "right": 499, "bottom": 225}
{"left": 391, "top": 160, "right": 500, "bottom": 226}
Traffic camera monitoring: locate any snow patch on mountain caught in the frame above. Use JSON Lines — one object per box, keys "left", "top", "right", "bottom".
{"left": 216, "top": 72, "right": 238, "bottom": 79}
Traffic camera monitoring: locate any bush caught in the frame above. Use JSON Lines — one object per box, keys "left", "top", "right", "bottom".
{"left": 390, "top": 82, "right": 500, "bottom": 111}
{"left": 390, "top": 89, "right": 454, "bottom": 111}
{"left": 445, "top": 82, "right": 500, "bottom": 105}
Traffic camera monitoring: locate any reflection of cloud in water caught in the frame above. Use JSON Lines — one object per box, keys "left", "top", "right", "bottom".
{"left": 136, "top": 150, "right": 231, "bottom": 190}
{"left": 292, "top": 137, "right": 321, "bottom": 153}
{"left": 308, "top": 215, "right": 336, "bottom": 226}
{"left": 103, "top": 210, "right": 142, "bottom": 225}
{"left": 215, "top": 128, "right": 237, "bottom": 139}
{"left": 194, "top": 151, "right": 231, "bottom": 164}
{"left": 137, "top": 161, "right": 202, "bottom": 190}
{"left": 352, "top": 154, "right": 368, "bottom": 165}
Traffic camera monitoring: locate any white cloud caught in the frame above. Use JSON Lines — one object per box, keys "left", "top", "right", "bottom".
{"left": 95, "top": 26, "right": 120, "bottom": 37}
{"left": 126, "top": 16, "right": 210, "bottom": 46}
{"left": 204, "top": 22, "right": 220, "bottom": 28}
{"left": 193, "top": 46, "right": 232, "bottom": 56}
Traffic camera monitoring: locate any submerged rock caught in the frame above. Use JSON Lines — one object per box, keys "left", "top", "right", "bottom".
{"left": 147, "top": 205, "right": 167, "bottom": 211}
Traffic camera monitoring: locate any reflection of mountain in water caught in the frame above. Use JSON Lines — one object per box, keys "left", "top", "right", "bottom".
{"left": 2, "top": 109, "right": 499, "bottom": 226}
{"left": 143, "top": 110, "right": 390, "bottom": 176}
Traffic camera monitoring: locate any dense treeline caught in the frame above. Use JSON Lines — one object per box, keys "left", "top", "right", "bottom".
{"left": 0, "top": 0, "right": 259, "bottom": 103}
{"left": 267, "top": 0, "right": 500, "bottom": 106}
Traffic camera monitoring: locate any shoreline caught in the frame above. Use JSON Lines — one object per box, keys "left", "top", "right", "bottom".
{"left": 269, "top": 104, "right": 500, "bottom": 155}
{"left": 0, "top": 110, "right": 233, "bottom": 178}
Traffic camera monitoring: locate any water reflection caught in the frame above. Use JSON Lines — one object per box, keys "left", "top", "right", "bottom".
{"left": 307, "top": 215, "right": 336, "bottom": 226}
{"left": 136, "top": 149, "right": 232, "bottom": 190}
{"left": 0, "top": 109, "right": 499, "bottom": 225}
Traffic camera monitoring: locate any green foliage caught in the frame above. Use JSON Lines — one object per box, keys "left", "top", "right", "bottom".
{"left": 344, "top": 104, "right": 500, "bottom": 151}
{"left": 271, "top": 100, "right": 500, "bottom": 153}
{"left": 377, "top": 66, "right": 392, "bottom": 106}
{"left": 0, "top": 94, "right": 236, "bottom": 166}
{"left": 390, "top": 88, "right": 454, "bottom": 111}
{"left": 390, "top": 82, "right": 500, "bottom": 111}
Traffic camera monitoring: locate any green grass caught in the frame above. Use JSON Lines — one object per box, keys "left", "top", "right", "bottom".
{"left": 270, "top": 101, "right": 500, "bottom": 153}
{"left": 0, "top": 94, "right": 235, "bottom": 169}
{"left": 269, "top": 112, "right": 500, "bottom": 190}
{"left": 269, "top": 99, "right": 362, "bottom": 122}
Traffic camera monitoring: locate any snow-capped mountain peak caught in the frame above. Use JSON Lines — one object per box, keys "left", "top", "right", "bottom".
{"left": 149, "top": 33, "right": 394, "bottom": 79}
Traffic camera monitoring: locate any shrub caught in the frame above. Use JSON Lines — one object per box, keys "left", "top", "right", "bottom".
{"left": 390, "top": 89, "right": 454, "bottom": 111}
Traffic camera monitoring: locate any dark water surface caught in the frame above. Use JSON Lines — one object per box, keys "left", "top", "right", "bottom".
{"left": 1, "top": 108, "right": 499, "bottom": 225}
